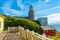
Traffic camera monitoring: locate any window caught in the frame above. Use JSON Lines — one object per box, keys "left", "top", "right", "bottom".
{"left": 46, "top": 31, "right": 48, "bottom": 32}
{"left": 0, "top": 21, "right": 1, "bottom": 28}
{"left": 53, "top": 30, "right": 54, "bottom": 32}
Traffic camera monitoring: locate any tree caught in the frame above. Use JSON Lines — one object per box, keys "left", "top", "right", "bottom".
{"left": 19, "top": 18, "right": 40, "bottom": 33}
{"left": 4, "top": 15, "right": 40, "bottom": 34}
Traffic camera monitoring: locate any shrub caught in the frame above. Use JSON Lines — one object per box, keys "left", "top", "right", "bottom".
{"left": 4, "top": 15, "right": 40, "bottom": 34}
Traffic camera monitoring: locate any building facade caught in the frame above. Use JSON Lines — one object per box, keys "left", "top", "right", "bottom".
{"left": 0, "top": 14, "right": 4, "bottom": 33}
{"left": 37, "top": 17, "right": 48, "bottom": 26}
{"left": 28, "top": 5, "right": 35, "bottom": 20}
{"left": 40, "top": 26, "right": 56, "bottom": 36}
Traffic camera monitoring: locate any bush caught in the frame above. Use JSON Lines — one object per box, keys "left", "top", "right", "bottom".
{"left": 19, "top": 18, "right": 40, "bottom": 33}
{"left": 4, "top": 15, "right": 40, "bottom": 34}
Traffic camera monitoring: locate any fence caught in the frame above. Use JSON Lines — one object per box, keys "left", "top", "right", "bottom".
{"left": 18, "top": 26, "right": 54, "bottom": 40}
{"left": 8, "top": 27, "right": 18, "bottom": 32}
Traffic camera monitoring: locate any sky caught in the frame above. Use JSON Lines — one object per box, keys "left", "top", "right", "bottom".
{"left": 0, "top": 0, "right": 60, "bottom": 31}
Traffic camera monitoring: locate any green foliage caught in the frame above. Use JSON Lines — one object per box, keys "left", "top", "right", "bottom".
{"left": 34, "top": 20, "right": 41, "bottom": 25}
{"left": 19, "top": 18, "right": 40, "bottom": 32}
{"left": 4, "top": 15, "right": 40, "bottom": 33}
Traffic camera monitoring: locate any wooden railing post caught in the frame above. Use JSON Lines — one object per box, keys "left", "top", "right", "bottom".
{"left": 26, "top": 29, "right": 29, "bottom": 40}
{"left": 18, "top": 26, "right": 53, "bottom": 40}
{"left": 31, "top": 30, "right": 34, "bottom": 40}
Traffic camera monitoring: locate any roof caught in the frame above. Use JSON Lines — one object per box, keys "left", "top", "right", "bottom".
{"left": 0, "top": 14, "right": 5, "bottom": 18}
{"left": 41, "top": 26, "right": 55, "bottom": 30}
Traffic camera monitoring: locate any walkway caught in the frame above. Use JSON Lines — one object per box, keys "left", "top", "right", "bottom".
{"left": 0, "top": 32, "right": 24, "bottom": 40}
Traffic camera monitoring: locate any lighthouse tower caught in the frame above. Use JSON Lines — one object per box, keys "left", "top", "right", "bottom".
{"left": 28, "top": 5, "right": 35, "bottom": 20}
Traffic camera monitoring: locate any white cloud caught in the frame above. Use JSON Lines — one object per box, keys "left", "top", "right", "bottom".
{"left": 35, "top": 6, "right": 60, "bottom": 15}
{"left": 45, "top": 0, "right": 49, "bottom": 3}
{"left": 0, "top": 0, "right": 23, "bottom": 16}
{"left": 0, "top": 0, "right": 13, "bottom": 15}
{"left": 1, "top": 7, "right": 22, "bottom": 16}
{"left": 44, "top": 6, "right": 60, "bottom": 11}
{"left": 41, "top": 0, "right": 50, "bottom": 3}
{"left": 17, "top": 0, "right": 24, "bottom": 10}
{"left": 7, "top": 9, "right": 22, "bottom": 16}
{"left": 47, "top": 13, "right": 60, "bottom": 25}
{"left": 36, "top": 6, "right": 60, "bottom": 12}
{"left": 38, "top": 0, "right": 49, "bottom": 3}
{"left": 2, "top": 0, "right": 13, "bottom": 9}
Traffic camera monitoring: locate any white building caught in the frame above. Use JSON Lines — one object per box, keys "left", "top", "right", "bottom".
{"left": 37, "top": 17, "right": 48, "bottom": 26}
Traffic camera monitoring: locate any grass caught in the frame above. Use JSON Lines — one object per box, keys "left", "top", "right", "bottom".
{"left": 48, "top": 31, "right": 60, "bottom": 40}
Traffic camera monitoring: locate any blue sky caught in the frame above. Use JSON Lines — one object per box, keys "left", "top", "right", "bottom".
{"left": 0, "top": 0, "right": 60, "bottom": 31}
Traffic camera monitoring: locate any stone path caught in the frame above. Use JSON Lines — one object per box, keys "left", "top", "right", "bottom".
{"left": 0, "top": 32, "right": 24, "bottom": 40}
